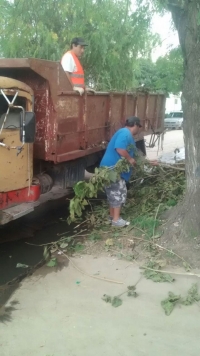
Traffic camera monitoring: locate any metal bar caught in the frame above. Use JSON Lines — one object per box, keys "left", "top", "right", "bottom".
{"left": 1, "top": 89, "right": 11, "bottom": 104}
{"left": 12, "top": 105, "right": 25, "bottom": 144}
{"left": 83, "top": 91, "right": 88, "bottom": 149}
{"left": 0, "top": 106, "right": 10, "bottom": 134}
{"left": 56, "top": 146, "right": 104, "bottom": 163}
{"left": 0, "top": 90, "right": 19, "bottom": 134}
{"left": 11, "top": 91, "right": 19, "bottom": 105}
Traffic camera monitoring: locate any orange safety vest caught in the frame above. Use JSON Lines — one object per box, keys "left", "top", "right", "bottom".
{"left": 62, "top": 50, "right": 85, "bottom": 88}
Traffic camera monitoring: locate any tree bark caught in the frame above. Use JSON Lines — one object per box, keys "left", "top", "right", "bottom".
{"left": 167, "top": 1, "right": 200, "bottom": 236}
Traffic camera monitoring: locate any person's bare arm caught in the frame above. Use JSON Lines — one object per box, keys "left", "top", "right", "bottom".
{"left": 116, "top": 148, "right": 136, "bottom": 165}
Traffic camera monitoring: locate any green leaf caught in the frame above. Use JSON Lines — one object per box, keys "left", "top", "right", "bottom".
{"left": 105, "top": 238, "right": 114, "bottom": 246}
{"left": 142, "top": 261, "right": 175, "bottom": 283}
{"left": 82, "top": 199, "right": 88, "bottom": 206}
{"left": 127, "top": 290, "right": 138, "bottom": 297}
{"left": 181, "top": 284, "right": 200, "bottom": 305}
{"left": 127, "top": 285, "right": 136, "bottom": 291}
{"left": 102, "top": 295, "right": 122, "bottom": 307}
{"left": 46, "top": 257, "right": 57, "bottom": 267}
{"left": 74, "top": 182, "right": 86, "bottom": 198}
{"left": 108, "top": 170, "right": 118, "bottom": 182}
{"left": 143, "top": 269, "right": 174, "bottom": 283}
{"left": 161, "top": 292, "right": 181, "bottom": 316}
{"left": 111, "top": 297, "right": 123, "bottom": 308}
{"left": 102, "top": 294, "right": 112, "bottom": 303}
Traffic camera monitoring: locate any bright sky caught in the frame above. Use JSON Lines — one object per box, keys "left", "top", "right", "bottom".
{"left": 151, "top": 12, "right": 180, "bottom": 61}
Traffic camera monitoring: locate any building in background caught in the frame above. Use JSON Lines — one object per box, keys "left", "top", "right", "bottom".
{"left": 165, "top": 93, "right": 182, "bottom": 113}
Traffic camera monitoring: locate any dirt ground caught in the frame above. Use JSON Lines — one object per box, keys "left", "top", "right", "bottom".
{"left": 145, "top": 130, "right": 200, "bottom": 268}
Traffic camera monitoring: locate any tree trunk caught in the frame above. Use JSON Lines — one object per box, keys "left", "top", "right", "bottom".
{"left": 168, "top": 1, "right": 200, "bottom": 237}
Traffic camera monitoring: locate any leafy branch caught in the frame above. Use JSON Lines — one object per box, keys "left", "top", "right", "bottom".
{"left": 161, "top": 284, "right": 200, "bottom": 315}
{"left": 68, "top": 157, "right": 134, "bottom": 224}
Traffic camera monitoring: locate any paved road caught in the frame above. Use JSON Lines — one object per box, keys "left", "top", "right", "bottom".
{"left": 1, "top": 256, "right": 199, "bottom": 356}
{"left": 146, "top": 130, "right": 184, "bottom": 160}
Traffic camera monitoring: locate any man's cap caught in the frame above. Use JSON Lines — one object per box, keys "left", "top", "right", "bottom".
{"left": 71, "top": 37, "right": 88, "bottom": 46}
{"left": 125, "top": 116, "right": 142, "bottom": 128}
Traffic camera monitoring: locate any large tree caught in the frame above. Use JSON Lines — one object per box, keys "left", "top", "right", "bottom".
{"left": 158, "top": 0, "right": 200, "bottom": 237}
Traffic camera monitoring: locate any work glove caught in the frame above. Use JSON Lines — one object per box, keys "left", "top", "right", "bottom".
{"left": 73, "top": 86, "right": 85, "bottom": 96}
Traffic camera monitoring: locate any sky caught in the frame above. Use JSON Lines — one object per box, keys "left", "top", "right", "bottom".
{"left": 151, "top": 12, "right": 180, "bottom": 61}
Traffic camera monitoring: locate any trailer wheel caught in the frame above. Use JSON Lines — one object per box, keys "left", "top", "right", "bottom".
{"left": 34, "top": 174, "right": 53, "bottom": 194}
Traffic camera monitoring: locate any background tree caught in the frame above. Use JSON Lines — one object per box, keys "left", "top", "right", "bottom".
{"left": 2, "top": 0, "right": 197, "bottom": 237}
{"left": 0, "top": 0, "right": 158, "bottom": 91}
{"left": 134, "top": 47, "right": 183, "bottom": 94}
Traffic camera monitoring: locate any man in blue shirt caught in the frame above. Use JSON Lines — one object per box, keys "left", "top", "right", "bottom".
{"left": 100, "top": 116, "right": 142, "bottom": 227}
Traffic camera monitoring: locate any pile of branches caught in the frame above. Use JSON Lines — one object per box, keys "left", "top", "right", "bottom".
{"left": 68, "top": 154, "right": 185, "bottom": 225}
{"left": 126, "top": 161, "right": 185, "bottom": 216}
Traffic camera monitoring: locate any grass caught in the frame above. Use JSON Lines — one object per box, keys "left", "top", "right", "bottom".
{"left": 130, "top": 216, "right": 160, "bottom": 238}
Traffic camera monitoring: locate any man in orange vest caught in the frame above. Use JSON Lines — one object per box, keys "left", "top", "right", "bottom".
{"left": 61, "top": 37, "right": 90, "bottom": 95}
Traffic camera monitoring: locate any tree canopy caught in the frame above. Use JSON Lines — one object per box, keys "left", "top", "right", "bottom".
{"left": 135, "top": 47, "right": 183, "bottom": 94}
{"left": 0, "top": 0, "right": 181, "bottom": 92}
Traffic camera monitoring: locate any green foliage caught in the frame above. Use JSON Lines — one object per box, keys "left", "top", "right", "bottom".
{"left": 123, "top": 164, "right": 185, "bottom": 226}
{"left": 0, "top": 0, "right": 159, "bottom": 91}
{"left": 43, "top": 245, "right": 58, "bottom": 267}
{"left": 102, "top": 294, "right": 122, "bottom": 307}
{"left": 154, "top": 48, "right": 183, "bottom": 93}
{"left": 74, "top": 243, "right": 85, "bottom": 253}
{"left": 127, "top": 285, "right": 138, "bottom": 297}
{"left": 46, "top": 258, "right": 58, "bottom": 267}
{"left": 102, "top": 294, "right": 112, "bottom": 303}
{"left": 102, "top": 285, "right": 138, "bottom": 307}
{"left": 161, "top": 292, "right": 181, "bottom": 315}
{"left": 161, "top": 284, "right": 200, "bottom": 315}
{"left": 135, "top": 48, "right": 183, "bottom": 94}
{"left": 88, "top": 232, "right": 102, "bottom": 241}
{"left": 68, "top": 157, "right": 131, "bottom": 224}
{"left": 182, "top": 284, "right": 200, "bottom": 306}
{"left": 142, "top": 261, "right": 175, "bottom": 283}
{"left": 77, "top": 160, "right": 185, "bottom": 240}
{"left": 111, "top": 297, "right": 123, "bottom": 308}
{"left": 131, "top": 216, "right": 160, "bottom": 238}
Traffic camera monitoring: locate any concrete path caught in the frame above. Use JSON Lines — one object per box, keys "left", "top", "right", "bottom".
{"left": 146, "top": 130, "right": 184, "bottom": 160}
{"left": 1, "top": 255, "right": 200, "bottom": 356}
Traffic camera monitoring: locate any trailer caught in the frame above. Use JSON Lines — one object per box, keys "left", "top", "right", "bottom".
{"left": 0, "top": 58, "right": 165, "bottom": 224}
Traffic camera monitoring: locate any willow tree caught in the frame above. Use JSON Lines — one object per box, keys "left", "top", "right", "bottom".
{"left": 134, "top": 48, "right": 183, "bottom": 93}
{"left": 0, "top": 0, "right": 158, "bottom": 90}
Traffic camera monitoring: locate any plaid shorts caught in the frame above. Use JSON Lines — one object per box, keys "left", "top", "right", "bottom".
{"left": 105, "top": 179, "right": 127, "bottom": 208}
